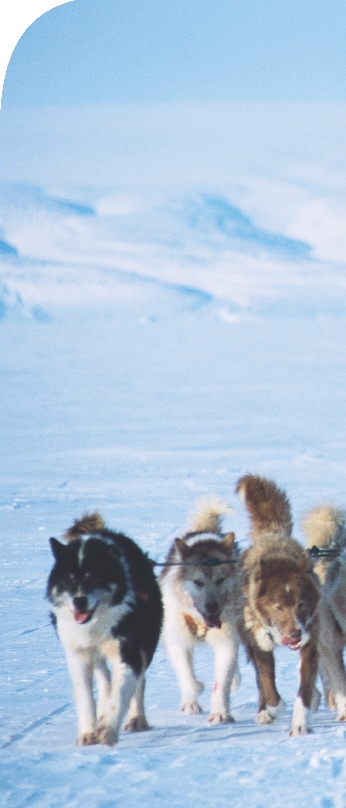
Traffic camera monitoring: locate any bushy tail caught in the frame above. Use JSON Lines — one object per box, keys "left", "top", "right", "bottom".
{"left": 236, "top": 474, "right": 292, "bottom": 541}
{"left": 187, "top": 497, "right": 232, "bottom": 535}
{"left": 64, "top": 511, "right": 105, "bottom": 542}
{"left": 302, "top": 505, "right": 346, "bottom": 551}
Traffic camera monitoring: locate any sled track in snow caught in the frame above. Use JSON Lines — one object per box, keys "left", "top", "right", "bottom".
{"left": 0, "top": 703, "right": 71, "bottom": 750}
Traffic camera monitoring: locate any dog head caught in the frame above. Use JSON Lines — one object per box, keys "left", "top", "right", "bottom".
{"left": 174, "top": 533, "right": 237, "bottom": 628}
{"left": 252, "top": 553, "right": 320, "bottom": 649}
{"left": 47, "top": 536, "right": 128, "bottom": 624}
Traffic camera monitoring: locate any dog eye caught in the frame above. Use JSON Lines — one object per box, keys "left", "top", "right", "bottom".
{"left": 274, "top": 604, "right": 283, "bottom": 611}
{"left": 216, "top": 577, "right": 225, "bottom": 586}
{"left": 193, "top": 580, "right": 204, "bottom": 588}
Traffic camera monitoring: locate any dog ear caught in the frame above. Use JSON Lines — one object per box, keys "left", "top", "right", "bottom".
{"left": 297, "top": 552, "right": 309, "bottom": 574}
{"left": 253, "top": 561, "right": 267, "bottom": 592}
{"left": 254, "top": 558, "right": 268, "bottom": 582}
{"left": 49, "top": 537, "right": 67, "bottom": 563}
{"left": 222, "top": 531, "right": 235, "bottom": 551}
{"left": 174, "top": 538, "right": 190, "bottom": 560}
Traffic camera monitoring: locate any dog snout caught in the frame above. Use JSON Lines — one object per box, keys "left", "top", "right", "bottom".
{"left": 290, "top": 628, "right": 302, "bottom": 641}
{"left": 205, "top": 600, "right": 219, "bottom": 615}
{"left": 73, "top": 595, "right": 88, "bottom": 613}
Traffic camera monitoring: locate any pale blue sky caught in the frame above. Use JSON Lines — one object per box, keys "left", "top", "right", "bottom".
{"left": 2, "top": 0, "right": 345, "bottom": 106}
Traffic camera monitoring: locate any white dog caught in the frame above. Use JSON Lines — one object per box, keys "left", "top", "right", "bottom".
{"left": 160, "top": 500, "right": 240, "bottom": 724}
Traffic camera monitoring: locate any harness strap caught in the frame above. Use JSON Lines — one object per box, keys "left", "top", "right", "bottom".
{"left": 308, "top": 545, "right": 337, "bottom": 558}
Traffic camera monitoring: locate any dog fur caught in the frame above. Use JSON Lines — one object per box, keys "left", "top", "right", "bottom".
{"left": 302, "top": 503, "right": 346, "bottom": 717}
{"left": 47, "top": 512, "right": 163, "bottom": 746}
{"left": 235, "top": 474, "right": 320, "bottom": 735}
{"left": 302, "top": 504, "right": 346, "bottom": 584}
{"left": 160, "top": 499, "right": 240, "bottom": 724}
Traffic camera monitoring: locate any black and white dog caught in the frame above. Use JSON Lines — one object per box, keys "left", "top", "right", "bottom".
{"left": 47, "top": 512, "right": 163, "bottom": 746}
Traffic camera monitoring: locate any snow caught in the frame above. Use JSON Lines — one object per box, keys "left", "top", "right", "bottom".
{"left": 0, "top": 154, "right": 345, "bottom": 807}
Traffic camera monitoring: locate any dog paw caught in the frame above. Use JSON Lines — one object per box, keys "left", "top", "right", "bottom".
{"left": 76, "top": 731, "right": 98, "bottom": 746}
{"left": 257, "top": 698, "right": 286, "bottom": 725}
{"left": 207, "top": 712, "right": 235, "bottom": 725}
{"left": 257, "top": 709, "right": 275, "bottom": 725}
{"left": 289, "top": 725, "right": 313, "bottom": 736}
{"left": 181, "top": 700, "right": 203, "bottom": 714}
{"left": 95, "top": 726, "right": 119, "bottom": 746}
{"left": 334, "top": 694, "right": 346, "bottom": 719}
{"left": 326, "top": 691, "right": 336, "bottom": 711}
{"left": 124, "top": 716, "right": 151, "bottom": 732}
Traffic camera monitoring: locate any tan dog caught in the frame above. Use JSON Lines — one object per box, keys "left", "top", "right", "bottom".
{"left": 160, "top": 499, "right": 240, "bottom": 724}
{"left": 302, "top": 503, "right": 346, "bottom": 717}
{"left": 235, "top": 474, "right": 320, "bottom": 735}
{"left": 302, "top": 504, "right": 346, "bottom": 585}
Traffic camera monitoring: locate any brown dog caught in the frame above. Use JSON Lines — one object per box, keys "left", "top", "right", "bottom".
{"left": 235, "top": 474, "right": 320, "bottom": 735}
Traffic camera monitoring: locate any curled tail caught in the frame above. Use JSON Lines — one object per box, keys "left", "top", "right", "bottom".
{"left": 236, "top": 474, "right": 292, "bottom": 541}
{"left": 302, "top": 505, "right": 346, "bottom": 551}
{"left": 187, "top": 497, "right": 232, "bottom": 536}
{"left": 64, "top": 511, "right": 105, "bottom": 542}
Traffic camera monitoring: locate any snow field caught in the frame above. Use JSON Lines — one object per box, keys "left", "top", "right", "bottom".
{"left": 1, "top": 176, "right": 345, "bottom": 806}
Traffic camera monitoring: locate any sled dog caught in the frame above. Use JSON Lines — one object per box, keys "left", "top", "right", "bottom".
{"left": 302, "top": 504, "right": 346, "bottom": 585}
{"left": 160, "top": 499, "right": 240, "bottom": 723}
{"left": 235, "top": 474, "right": 320, "bottom": 735}
{"left": 47, "top": 512, "right": 163, "bottom": 746}
{"left": 302, "top": 503, "right": 346, "bottom": 717}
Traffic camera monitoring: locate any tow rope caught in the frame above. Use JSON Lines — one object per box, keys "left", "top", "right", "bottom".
{"left": 149, "top": 556, "right": 238, "bottom": 568}
{"left": 150, "top": 545, "right": 336, "bottom": 569}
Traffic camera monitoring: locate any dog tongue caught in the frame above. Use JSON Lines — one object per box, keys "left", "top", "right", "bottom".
{"left": 204, "top": 614, "right": 222, "bottom": 629}
{"left": 288, "top": 639, "right": 301, "bottom": 651}
{"left": 281, "top": 635, "right": 300, "bottom": 651}
{"left": 74, "top": 611, "right": 92, "bottom": 624}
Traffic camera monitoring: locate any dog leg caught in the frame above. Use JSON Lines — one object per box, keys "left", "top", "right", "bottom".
{"left": 289, "top": 638, "right": 319, "bottom": 736}
{"left": 249, "top": 645, "right": 285, "bottom": 725}
{"left": 96, "top": 657, "right": 137, "bottom": 746}
{"left": 208, "top": 641, "right": 238, "bottom": 724}
{"left": 65, "top": 649, "right": 98, "bottom": 745}
{"left": 318, "top": 602, "right": 346, "bottom": 719}
{"left": 230, "top": 662, "right": 241, "bottom": 693}
{"left": 94, "top": 659, "right": 111, "bottom": 720}
{"left": 311, "top": 685, "right": 322, "bottom": 713}
{"left": 166, "top": 642, "right": 204, "bottom": 714}
{"left": 318, "top": 656, "right": 335, "bottom": 709}
{"left": 124, "top": 673, "right": 151, "bottom": 732}
{"left": 320, "top": 643, "right": 346, "bottom": 720}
